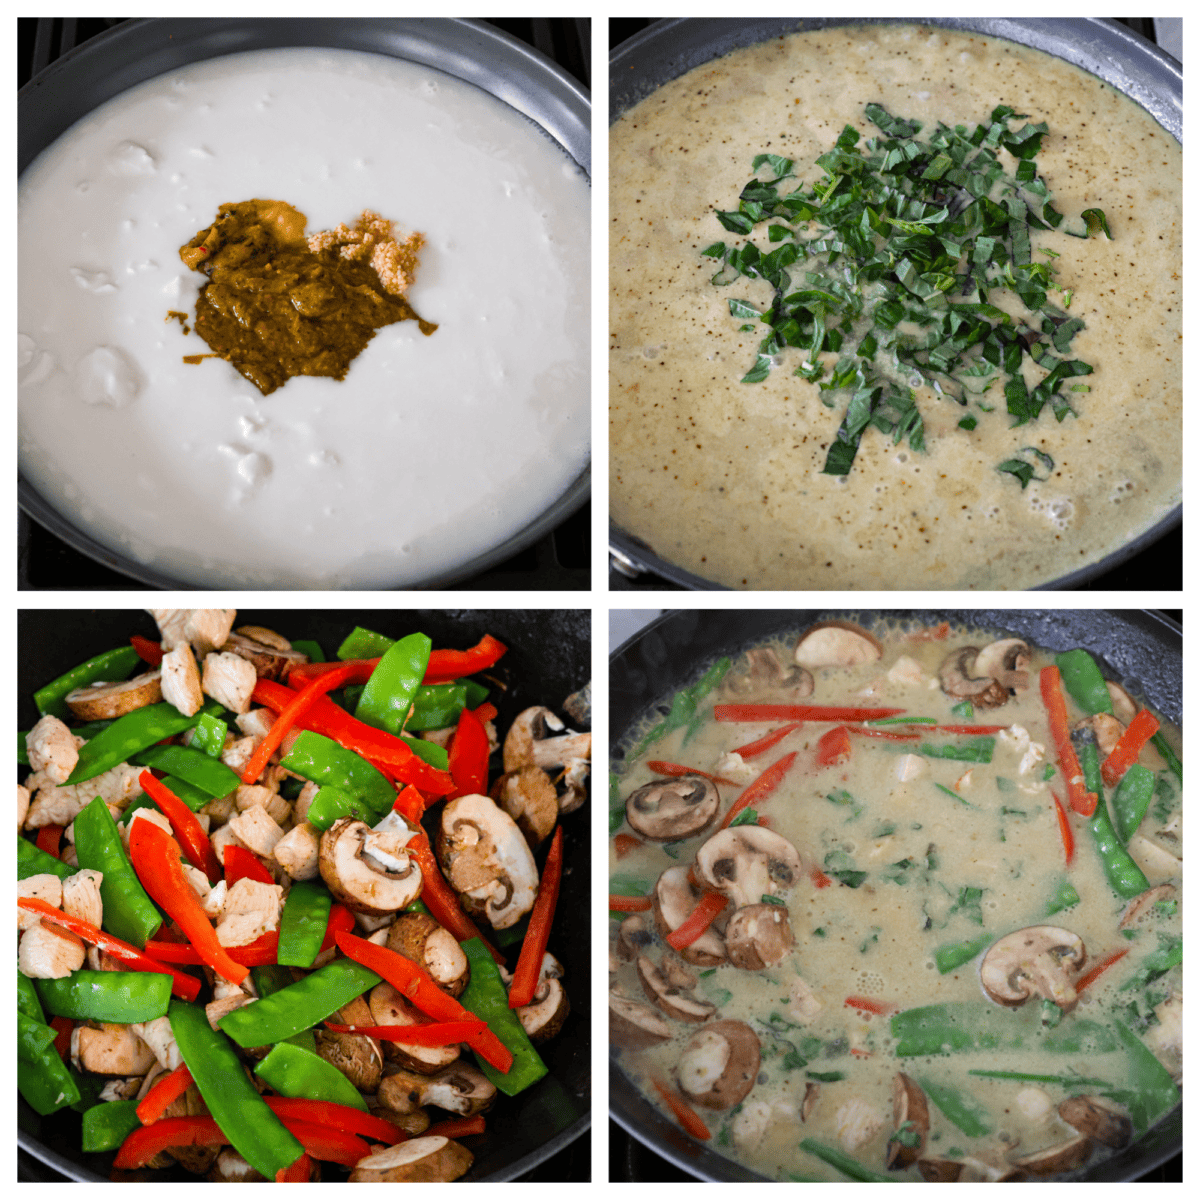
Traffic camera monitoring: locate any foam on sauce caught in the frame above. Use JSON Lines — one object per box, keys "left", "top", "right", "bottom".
{"left": 609, "top": 25, "right": 1181, "bottom": 589}
{"left": 19, "top": 47, "right": 590, "bottom": 588}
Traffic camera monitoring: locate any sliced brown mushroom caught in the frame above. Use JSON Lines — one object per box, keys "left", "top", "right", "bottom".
{"left": 502, "top": 707, "right": 591, "bottom": 774}
{"left": 651, "top": 866, "right": 726, "bottom": 966}
{"left": 724, "top": 903, "right": 795, "bottom": 970}
{"left": 385, "top": 912, "right": 470, "bottom": 997}
{"left": 515, "top": 953, "right": 570, "bottom": 1043}
{"left": 223, "top": 631, "right": 310, "bottom": 682}
{"left": 610, "top": 992, "right": 673, "bottom": 1050}
{"left": 695, "top": 826, "right": 802, "bottom": 910}
{"left": 887, "top": 1073, "right": 930, "bottom": 1169}
{"left": 676, "top": 1020, "right": 760, "bottom": 1109}
{"left": 318, "top": 818, "right": 423, "bottom": 916}
{"left": 315, "top": 995, "right": 382, "bottom": 1091}
{"left": 491, "top": 765, "right": 559, "bottom": 849}
{"left": 661, "top": 954, "right": 697, "bottom": 991}
{"left": 723, "top": 646, "right": 815, "bottom": 697}
{"left": 971, "top": 638, "right": 1031, "bottom": 693}
{"left": 1009, "top": 1134, "right": 1092, "bottom": 1176}
{"left": 979, "top": 926, "right": 1087, "bottom": 1010}
{"left": 1057, "top": 1095, "right": 1132, "bottom": 1149}
{"left": 1072, "top": 713, "right": 1125, "bottom": 760}
{"left": 801, "top": 1081, "right": 820, "bottom": 1122}
{"left": 65, "top": 671, "right": 163, "bottom": 720}
{"left": 1118, "top": 884, "right": 1177, "bottom": 930}
{"left": 794, "top": 620, "right": 882, "bottom": 669}
{"left": 437, "top": 795, "right": 538, "bottom": 929}
{"left": 938, "top": 647, "right": 1009, "bottom": 709}
{"left": 625, "top": 776, "right": 720, "bottom": 843}
{"left": 369, "top": 980, "right": 460, "bottom": 1074}
{"left": 636, "top": 954, "right": 717, "bottom": 1023}
{"left": 617, "top": 913, "right": 655, "bottom": 962}
{"left": 208, "top": 1149, "right": 266, "bottom": 1182}
{"left": 377, "top": 1063, "right": 497, "bottom": 1117}
{"left": 917, "top": 1157, "right": 964, "bottom": 1182}
{"left": 349, "top": 1136, "right": 473, "bottom": 1183}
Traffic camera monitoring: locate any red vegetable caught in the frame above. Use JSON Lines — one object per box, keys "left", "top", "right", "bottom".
{"left": 136, "top": 1063, "right": 194, "bottom": 1124}
{"left": 424, "top": 1116, "right": 486, "bottom": 1140}
{"left": 509, "top": 826, "right": 563, "bottom": 1008}
{"left": 276, "top": 1154, "right": 313, "bottom": 1183}
{"left": 644, "top": 760, "right": 738, "bottom": 786}
{"left": 423, "top": 634, "right": 508, "bottom": 683}
{"left": 324, "top": 1018, "right": 486, "bottom": 1045}
{"left": 731, "top": 722, "right": 802, "bottom": 759}
{"left": 613, "top": 833, "right": 643, "bottom": 860}
{"left": 665, "top": 890, "right": 727, "bottom": 951}
{"left": 1051, "top": 790, "right": 1075, "bottom": 866}
{"left": 609, "top": 894, "right": 652, "bottom": 912}
{"left": 1076, "top": 948, "right": 1130, "bottom": 994}
{"left": 714, "top": 703, "right": 905, "bottom": 723}
{"left": 392, "top": 785, "right": 426, "bottom": 826}
{"left": 1101, "top": 708, "right": 1161, "bottom": 787}
{"left": 719, "top": 752, "right": 798, "bottom": 829}
{"left": 844, "top": 995, "right": 897, "bottom": 1016}
{"left": 1040, "top": 666, "right": 1097, "bottom": 817}
{"left": 847, "top": 726, "right": 920, "bottom": 742}
{"left": 816, "top": 726, "right": 852, "bottom": 766}
{"left": 652, "top": 1076, "right": 711, "bottom": 1140}
{"left": 263, "top": 1097, "right": 407, "bottom": 1147}
{"left": 448, "top": 706, "right": 490, "bottom": 798}
{"left": 35, "top": 824, "right": 64, "bottom": 858}
{"left": 810, "top": 867, "right": 833, "bottom": 889}
{"left": 406, "top": 829, "right": 504, "bottom": 964}
{"left": 223, "top": 843, "right": 275, "bottom": 887}
{"left": 130, "top": 634, "right": 164, "bottom": 666}
{"left": 49, "top": 1015, "right": 72, "bottom": 1059}
{"left": 933, "top": 724, "right": 1007, "bottom": 735}
{"left": 139, "top": 771, "right": 223, "bottom": 884}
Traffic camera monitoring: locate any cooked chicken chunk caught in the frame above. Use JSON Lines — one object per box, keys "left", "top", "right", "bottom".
{"left": 62, "top": 868, "right": 105, "bottom": 928}
{"left": 161, "top": 642, "right": 205, "bottom": 717}
{"left": 202, "top": 651, "right": 257, "bottom": 714}
{"left": 18, "top": 783, "right": 30, "bottom": 828}
{"left": 76, "top": 1023, "right": 158, "bottom": 1076}
{"left": 215, "top": 877, "right": 284, "bottom": 946}
{"left": 274, "top": 822, "right": 321, "bottom": 880}
{"left": 17, "top": 873, "right": 63, "bottom": 930}
{"left": 25, "top": 762, "right": 142, "bottom": 827}
{"left": 149, "top": 608, "right": 236, "bottom": 657}
{"left": 19, "top": 922, "right": 86, "bottom": 977}
{"left": 227, "top": 806, "right": 285, "bottom": 858}
{"left": 26, "top": 714, "right": 80, "bottom": 784}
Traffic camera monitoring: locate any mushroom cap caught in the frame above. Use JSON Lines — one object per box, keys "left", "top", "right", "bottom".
{"left": 652, "top": 866, "right": 726, "bottom": 966}
{"left": 937, "top": 647, "right": 1010, "bottom": 708}
{"left": 636, "top": 954, "right": 717, "bottom": 1023}
{"left": 972, "top": 638, "right": 1031, "bottom": 692}
{"left": 318, "top": 818, "right": 423, "bottom": 916}
{"left": 979, "top": 925, "right": 1087, "bottom": 1009}
{"left": 65, "top": 671, "right": 163, "bottom": 720}
{"left": 676, "top": 1020, "right": 761, "bottom": 1110}
{"left": 724, "top": 902, "right": 795, "bottom": 970}
{"left": 917, "top": 1158, "right": 964, "bottom": 1182}
{"left": 1009, "top": 1134, "right": 1092, "bottom": 1176}
{"left": 1057, "top": 1095, "right": 1132, "bottom": 1149}
{"left": 437, "top": 794, "right": 539, "bottom": 929}
{"left": 625, "top": 776, "right": 720, "bottom": 843}
{"left": 518, "top": 972, "right": 570, "bottom": 1043}
{"left": 723, "top": 646, "right": 815, "bottom": 697}
{"left": 369, "top": 980, "right": 461, "bottom": 1074}
{"left": 348, "top": 1136, "right": 473, "bottom": 1183}
{"left": 492, "top": 766, "right": 559, "bottom": 849}
{"left": 695, "top": 826, "right": 803, "bottom": 910}
{"left": 617, "top": 913, "right": 655, "bottom": 962}
{"left": 610, "top": 992, "right": 673, "bottom": 1050}
{"left": 1118, "top": 884, "right": 1177, "bottom": 930}
{"left": 887, "top": 1073, "right": 930, "bottom": 1169}
{"left": 794, "top": 620, "right": 882, "bottom": 669}
{"left": 385, "top": 911, "right": 470, "bottom": 997}
{"left": 502, "top": 706, "right": 590, "bottom": 774}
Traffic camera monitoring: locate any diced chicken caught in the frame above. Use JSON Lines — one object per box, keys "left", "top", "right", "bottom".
{"left": 787, "top": 977, "right": 823, "bottom": 1024}
{"left": 732, "top": 1098, "right": 774, "bottom": 1152}
{"left": 25, "top": 762, "right": 143, "bottom": 827}
{"left": 215, "top": 877, "right": 284, "bottom": 946}
{"left": 236, "top": 708, "right": 277, "bottom": 740}
{"left": 1016, "top": 1086, "right": 1053, "bottom": 1121}
{"left": 149, "top": 608, "right": 236, "bottom": 657}
{"left": 835, "top": 1096, "right": 885, "bottom": 1151}
{"left": 236, "top": 784, "right": 290, "bottom": 825}
{"left": 18, "top": 783, "right": 31, "bottom": 828}
{"left": 182, "top": 864, "right": 213, "bottom": 905}
{"left": 895, "top": 754, "right": 927, "bottom": 782}
{"left": 210, "top": 823, "right": 248, "bottom": 866}
{"left": 201, "top": 793, "right": 237, "bottom": 825}
{"left": 131, "top": 1016, "right": 183, "bottom": 1072}
{"left": 227, "top": 806, "right": 285, "bottom": 858}
{"left": 17, "top": 873, "right": 63, "bottom": 930}
{"left": 76, "top": 1023, "right": 157, "bottom": 1076}
{"left": 293, "top": 781, "right": 320, "bottom": 825}
{"left": 715, "top": 751, "right": 759, "bottom": 784}
{"left": 161, "top": 642, "right": 204, "bottom": 717}
{"left": 62, "top": 868, "right": 105, "bottom": 928}
{"left": 421, "top": 727, "right": 455, "bottom": 749}
{"left": 955, "top": 769, "right": 973, "bottom": 792}
{"left": 887, "top": 655, "right": 925, "bottom": 686}
{"left": 26, "top": 714, "right": 80, "bottom": 784}
{"left": 221, "top": 736, "right": 258, "bottom": 775}
{"left": 202, "top": 651, "right": 257, "bottom": 714}
{"left": 19, "top": 922, "right": 86, "bottom": 977}
{"left": 204, "top": 879, "right": 228, "bottom": 919}
{"left": 274, "top": 822, "right": 321, "bottom": 880}
{"left": 1019, "top": 742, "right": 1046, "bottom": 777}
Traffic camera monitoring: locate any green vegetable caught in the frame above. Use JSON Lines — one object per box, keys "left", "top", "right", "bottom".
{"left": 281, "top": 731, "right": 395, "bottom": 825}
{"left": 968, "top": 1069, "right": 1110, "bottom": 1086}
{"left": 891, "top": 1002, "right": 1035, "bottom": 1057}
{"left": 402, "top": 735, "right": 449, "bottom": 771}
{"left": 18, "top": 835, "right": 75, "bottom": 881}
{"left": 336, "top": 626, "right": 395, "bottom": 659}
{"left": 132, "top": 743, "right": 240, "bottom": 797}
{"left": 627, "top": 657, "right": 732, "bottom": 759}
{"left": 250, "top": 965, "right": 316, "bottom": 1053}
{"left": 291, "top": 638, "right": 325, "bottom": 662}
{"left": 1055, "top": 648, "right": 1113, "bottom": 716}
{"left": 934, "top": 782, "right": 975, "bottom": 808}
{"left": 35, "top": 970, "right": 172, "bottom": 1023}
{"left": 1105, "top": 1021, "right": 1180, "bottom": 1136}
{"left": 191, "top": 711, "right": 229, "bottom": 758}
{"left": 354, "top": 632, "right": 431, "bottom": 735}
{"left": 305, "top": 784, "right": 376, "bottom": 831}
{"left": 1076, "top": 737, "right": 1149, "bottom": 899}
{"left": 920, "top": 737, "right": 995, "bottom": 763}
{"left": 1112, "top": 764, "right": 1155, "bottom": 843}
{"left": 800, "top": 1137, "right": 897, "bottom": 1182}
{"left": 405, "top": 681, "right": 489, "bottom": 731}
{"left": 81, "top": 1098, "right": 143, "bottom": 1151}
{"left": 1046, "top": 877, "right": 1080, "bottom": 916}
{"left": 934, "top": 933, "right": 992, "bottom": 975}
{"left": 1150, "top": 732, "right": 1181, "bottom": 784}
{"left": 17, "top": 1010, "right": 57, "bottom": 1064}
{"left": 18, "top": 971, "right": 47, "bottom": 1024}
{"left": 34, "top": 646, "right": 142, "bottom": 720}
{"left": 919, "top": 1077, "right": 992, "bottom": 1137}
{"left": 18, "top": 1036, "right": 81, "bottom": 1115}
{"left": 276, "top": 879, "right": 332, "bottom": 968}
{"left": 255, "top": 1041, "right": 369, "bottom": 1111}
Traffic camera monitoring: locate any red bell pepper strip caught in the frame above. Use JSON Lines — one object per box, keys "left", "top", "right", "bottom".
{"left": 113, "top": 1116, "right": 230, "bottom": 1167}
{"left": 406, "top": 829, "right": 504, "bottom": 964}
{"left": 1051, "top": 790, "right": 1075, "bottom": 866}
{"left": 138, "top": 771, "right": 224, "bottom": 884}
{"left": 137, "top": 1062, "right": 194, "bottom": 1124}
{"left": 324, "top": 1018, "right": 486, "bottom": 1045}
{"left": 613, "top": 833, "right": 644, "bottom": 860}
{"left": 652, "top": 1076, "right": 711, "bottom": 1140}
{"left": 810, "top": 867, "right": 833, "bottom": 889}
{"left": 815, "top": 726, "right": 851, "bottom": 765}
{"left": 448, "top": 706, "right": 490, "bottom": 798}
{"left": 644, "top": 760, "right": 739, "bottom": 786}
{"left": 665, "top": 890, "right": 727, "bottom": 951}
{"left": 392, "top": 785, "right": 426, "bottom": 825}
{"left": 16, "top": 896, "right": 201, "bottom": 1001}
{"left": 732, "top": 722, "right": 803, "bottom": 759}
{"left": 844, "top": 995, "right": 897, "bottom": 1016}
{"left": 143, "top": 933, "right": 275, "bottom": 968}
{"left": 423, "top": 634, "right": 508, "bottom": 684}
{"left": 49, "top": 1016, "right": 73, "bottom": 1059}
{"left": 933, "top": 725, "right": 1007, "bottom": 735}
{"left": 1101, "top": 708, "right": 1161, "bottom": 787}
{"left": 472, "top": 702, "right": 498, "bottom": 724}
{"left": 1076, "top": 948, "right": 1130, "bottom": 994}
{"left": 36, "top": 824, "right": 64, "bottom": 858}
{"left": 128, "top": 819, "right": 249, "bottom": 985}
{"left": 334, "top": 931, "right": 513, "bottom": 1073}
{"left": 276, "top": 1154, "right": 313, "bottom": 1183}
{"left": 509, "top": 826, "right": 563, "bottom": 1008}
{"left": 1040, "top": 666, "right": 1097, "bottom": 817}
{"left": 288, "top": 658, "right": 379, "bottom": 685}
{"left": 130, "top": 634, "right": 165, "bottom": 667}
{"left": 264, "top": 1098, "right": 406, "bottom": 1147}
{"left": 908, "top": 621, "right": 950, "bottom": 641}
{"left": 425, "top": 1115, "right": 486, "bottom": 1140}
{"left": 242, "top": 663, "right": 360, "bottom": 786}
{"left": 847, "top": 726, "right": 921, "bottom": 742}
{"left": 609, "top": 894, "right": 652, "bottom": 912}
{"left": 223, "top": 843, "right": 275, "bottom": 887}
{"left": 714, "top": 703, "right": 906, "bottom": 723}
{"left": 719, "top": 751, "right": 798, "bottom": 830}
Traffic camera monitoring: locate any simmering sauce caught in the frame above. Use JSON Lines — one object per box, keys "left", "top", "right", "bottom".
{"left": 610, "top": 25, "right": 1180, "bottom": 589}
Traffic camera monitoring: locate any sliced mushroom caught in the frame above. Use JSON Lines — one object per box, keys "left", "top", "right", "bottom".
{"left": 503, "top": 707, "right": 591, "bottom": 774}
{"left": 652, "top": 866, "right": 726, "bottom": 966}
{"left": 516, "top": 953, "right": 570, "bottom": 1043}
{"left": 1072, "top": 712, "right": 1125, "bottom": 760}
{"left": 794, "top": 620, "right": 882, "bottom": 669}
{"left": 1106, "top": 681, "right": 1140, "bottom": 725}
{"left": 610, "top": 992, "right": 673, "bottom": 1049}
{"left": 695, "top": 826, "right": 802, "bottom": 910}
{"left": 972, "top": 638, "right": 1031, "bottom": 694}
{"left": 319, "top": 818, "right": 423, "bottom": 916}
{"left": 661, "top": 954, "right": 697, "bottom": 991}
{"left": 676, "top": 1020, "right": 760, "bottom": 1110}
{"left": 208, "top": 1149, "right": 266, "bottom": 1182}
{"left": 386, "top": 912, "right": 470, "bottom": 997}
{"left": 1009, "top": 1134, "right": 1092, "bottom": 1176}
{"left": 316, "top": 995, "right": 382, "bottom": 1091}
{"left": 223, "top": 631, "right": 310, "bottom": 682}
{"left": 65, "top": 671, "right": 163, "bottom": 720}
{"left": 437, "top": 795, "right": 538, "bottom": 929}
{"left": 636, "top": 954, "right": 716, "bottom": 1023}
{"left": 378, "top": 1063, "right": 497, "bottom": 1117}
{"left": 1057, "top": 1095, "right": 1132, "bottom": 1149}
{"left": 724, "top": 903, "right": 794, "bottom": 970}
{"left": 1118, "top": 884, "right": 1176, "bottom": 930}
{"left": 917, "top": 1157, "right": 964, "bottom": 1182}
{"left": 801, "top": 1081, "right": 820, "bottom": 1123}
{"left": 369, "top": 980, "right": 460, "bottom": 1074}
{"left": 938, "top": 647, "right": 1009, "bottom": 709}
{"left": 491, "top": 766, "right": 559, "bottom": 849}
{"left": 349, "top": 1136, "right": 473, "bottom": 1183}
{"left": 617, "top": 913, "right": 655, "bottom": 962}
{"left": 723, "top": 646, "right": 815, "bottom": 697}
{"left": 368, "top": 1105, "right": 432, "bottom": 1137}
{"left": 625, "top": 775, "right": 720, "bottom": 843}
{"left": 887, "top": 1073, "right": 930, "bottom": 1169}
{"left": 979, "top": 926, "right": 1087, "bottom": 1009}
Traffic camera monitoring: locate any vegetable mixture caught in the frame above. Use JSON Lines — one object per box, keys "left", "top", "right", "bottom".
{"left": 610, "top": 616, "right": 1180, "bottom": 1181}
{"left": 19, "top": 610, "right": 589, "bottom": 1182}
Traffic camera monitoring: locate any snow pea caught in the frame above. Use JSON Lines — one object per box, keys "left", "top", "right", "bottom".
{"left": 406, "top": 681, "right": 488, "bottom": 732}
{"left": 281, "top": 731, "right": 395, "bottom": 823}
{"left": 170, "top": 998, "right": 304, "bottom": 1179}
{"left": 629, "top": 657, "right": 733, "bottom": 759}
{"left": 255, "top": 1041, "right": 369, "bottom": 1111}
{"left": 132, "top": 743, "right": 239, "bottom": 797}
{"left": 18, "top": 970, "right": 47, "bottom": 1024}
{"left": 934, "top": 933, "right": 992, "bottom": 975}
{"left": 306, "top": 784, "right": 379, "bottom": 832}
{"left": 402, "top": 735, "right": 449, "bottom": 770}
{"left": 919, "top": 1077, "right": 992, "bottom": 1137}
{"left": 34, "top": 645, "right": 142, "bottom": 720}
{"left": 251, "top": 965, "right": 316, "bottom": 1053}
{"left": 18, "top": 1011, "right": 57, "bottom": 1064}
{"left": 17, "top": 834, "right": 75, "bottom": 881}
{"left": 35, "top": 969, "right": 172, "bottom": 1023}
{"left": 18, "top": 1038, "right": 80, "bottom": 1115}
{"left": 191, "top": 711, "right": 228, "bottom": 758}
{"left": 1076, "top": 738, "right": 1149, "bottom": 899}
{"left": 291, "top": 638, "right": 325, "bottom": 662}
{"left": 799, "top": 1137, "right": 897, "bottom": 1182}
{"left": 891, "top": 1002, "right": 1033, "bottom": 1057}
{"left": 218, "top": 959, "right": 381, "bottom": 1048}
{"left": 969, "top": 1069, "right": 1111, "bottom": 1086}
{"left": 354, "top": 632, "right": 431, "bottom": 736}
{"left": 457, "top": 937, "right": 547, "bottom": 1096}
{"left": 918, "top": 737, "right": 995, "bottom": 763}
{"left": 1045, "top": 877, "right": 1080, "bottom": 916}
{"left": 1151, "top": 732, "right": 1181, "bottom": 783}
{"left": 1110, "top": 1020, "right": 1180, "bottom": 1136}
{"left": 277, "top": 880, "right": 331, "bottom": 968}
{"left": 337, "top": 626, "right": 395, "bottom": 659}
{"left": 1055, "top": 648, "right": 1113, "bottom": 716}
{"left": 67, "top": 699, "right": 222, "bottom": 786}
{"left": 73, "top": 794, "right": 162, "bottom": 947}
{"left": 81, "top": 1098, "right": 142, "bottom": 1152}
{"left": 1112, "top": 763, "right": 1155, "bottom": 843}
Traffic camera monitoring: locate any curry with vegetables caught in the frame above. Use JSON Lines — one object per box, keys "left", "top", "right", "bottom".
{"left": 610, "top": 616, "right": 1180, "bottom": 1180}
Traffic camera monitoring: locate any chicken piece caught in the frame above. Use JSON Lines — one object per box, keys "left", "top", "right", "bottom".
{"left": 215, "top": 877, "right": 284, "bottom": 946}
{"left": 123, "top": 807, "right": 173, "bottom": 852}
{"left": 26, "top": 714, "right": 80, "bottom": 784}
{"left": 293, "top": 781, "right": 320, "bottom": 825}
{"left": 203, "top": 879, "right": 227, "bottom": 920}
{"left": 17, "top": 873, "right": 63, "bottom": 930}
{"left": 25, "top": 762, "right": 142, "bottom": 827}
{"left": 226, "top": 806, "right": 285, "bottom": 858}
{"left": 76, "top": 1023, "right": 158, "bottom": 1076}
{"left": 18, "top": 783, "right": 30, "bottom": 828}
{"left": 887, "top": 655, "right": 925, "bottom": 686}
{"left": 161, "top": 642, "right": 204, "bottom": 717}
{"left": 19, "top": 922, "right": 86, "bottom": 977}
{"left": 220, "top": 736, "right": 258, "bottom": 775}
{"left": 836, "top": 1097, "right": 885, "bottom": 1151}
{"left": 200, "top": 793, "right": 237, "bottom": 825}
{"left": 236, "top": 708, "right": 276, "bottom": 740}
{"left": 787, "top": 977, "right": 823, "bottom": 1025}
{"left": 1144, "top": 991, "right": 1182, "bottom": 1079}
{"left": 894, "top": 754, "right": 927, "bottom": 782}
{"left": 202, "top": 651, "right": 257, "bottom": 715}
{"left": 236, "top": 784, "right": 290, "bottom": 825}
{"left": 149, "top": 609, "right": 236, "bottom": 658}
{"left": 62, "top": 868, "right": 104, "bottom": 928}
{"left": 274, "top": 822, "right": 321, "bottom": 880}
{"left": 131, "top": 1015, "right": 183, "bottom": 1072}
{"left": 209, "top": 824, "right": 249, "bottom": 866}
{"left": 714, "top": 751, "right": 759, "bottom": 784}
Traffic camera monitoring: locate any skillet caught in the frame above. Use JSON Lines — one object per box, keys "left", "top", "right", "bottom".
{"left": 607, "top": 18, "right": 1183, "bottom": 591}
{"left": 19, "top": 608, "right": 591, "bottom": 1181}
{"left": 609, "top": 608, "right": 1181, "bottom": 1181}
